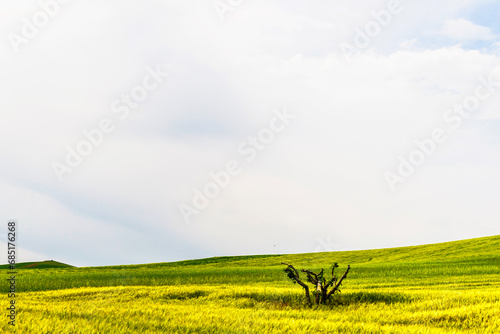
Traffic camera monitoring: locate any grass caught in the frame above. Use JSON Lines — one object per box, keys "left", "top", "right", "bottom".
{"left": 2, "top": 235, "right": 499, "bottom": 333}
{"left": 0, "top": 260, "right": 73, "bottom": 270}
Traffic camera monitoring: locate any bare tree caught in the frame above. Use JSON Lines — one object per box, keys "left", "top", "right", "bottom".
{"left": 282, "top": 262, "right": 350, "bottom": 305}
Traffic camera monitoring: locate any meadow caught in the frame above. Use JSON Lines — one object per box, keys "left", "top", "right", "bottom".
{"left": 2, "top": 235, "right": 499, "bottom": 333}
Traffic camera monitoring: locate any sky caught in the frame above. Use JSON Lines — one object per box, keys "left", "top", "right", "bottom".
{"left": 1, "top": 0, "right": 499, "bottom": 267}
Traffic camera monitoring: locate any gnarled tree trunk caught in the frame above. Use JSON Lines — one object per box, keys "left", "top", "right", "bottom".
{"left": 282, "top": 262, "right": 350, "bottom": 306}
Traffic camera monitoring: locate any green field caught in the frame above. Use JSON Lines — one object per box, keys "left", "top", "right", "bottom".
{"left": 3, "top": 235, "right": 500, "bottom": 333}
{"left": 0, "top": 260, "right": 73, "bottom": 270}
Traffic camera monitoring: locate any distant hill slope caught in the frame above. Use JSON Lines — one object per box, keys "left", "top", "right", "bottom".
{"left": 0, "top": 260, "right": 73, "bottom": 270}
{"left": 2, "top": 235, "right": 498, "bottom": 271}
{"left": 85, "top": 234, "right": 500, "bottom": 271}
{"left": 147, "top": 234, "right": 500, "bottom": 269}
{"left": 7, "top": 235, "right": 500, "bottom": 293}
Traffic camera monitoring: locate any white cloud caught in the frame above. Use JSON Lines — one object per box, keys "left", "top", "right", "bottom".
{"left": 1, "top": 1, "right": 499, "bottom": 266}
{"left": 440, "top": 18, "right": 496, "bottom": 41}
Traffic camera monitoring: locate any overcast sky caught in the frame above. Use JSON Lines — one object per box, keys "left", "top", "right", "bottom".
{"left": 1, "top": 0, "right": 499, "bottom": 267}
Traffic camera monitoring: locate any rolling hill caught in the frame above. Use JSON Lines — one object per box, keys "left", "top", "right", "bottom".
{"left": 3, "top": 235, "right": 499, "bottom": 333}
{"left": 0, "top": 260, "right": 73, "bottom": 270}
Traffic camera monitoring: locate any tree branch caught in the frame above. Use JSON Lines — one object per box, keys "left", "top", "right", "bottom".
{"left": 282, "top": 262, "right": 311, "bottom": 305}
{"left": 301, "top": 269, "right": 319, "bottom": 285}
{"left": 324, "top": 277, "right": 336, "bottom": 290}
{"left": 281, "top": 262, "right": 298, "bottom": 276}
{"left": 326, "top": 265, "right": 350, "bottom": 300}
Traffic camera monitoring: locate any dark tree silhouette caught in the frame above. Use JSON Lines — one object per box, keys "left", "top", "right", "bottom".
{"left": 282, "top": 262, "right": 350, "bottom": 305}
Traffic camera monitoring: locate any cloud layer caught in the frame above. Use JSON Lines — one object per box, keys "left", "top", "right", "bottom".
{"left": 1, "top": 0, "right": 499, "bottom": 266}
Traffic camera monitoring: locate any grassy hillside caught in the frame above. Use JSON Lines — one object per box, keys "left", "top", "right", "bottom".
{"left": 13, "top": 235, "right": 500, "bottom": 292}
{"left": 164, "top": 234, "right": 500, "bottom": 267}
{"left": 0, "top": 260, "right": 73, "bottom": 270}
{"left": 3, "top": 235, "right": 499, "bottom": 333}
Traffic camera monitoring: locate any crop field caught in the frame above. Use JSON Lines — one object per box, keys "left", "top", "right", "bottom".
{"left": 2, "top": 235, "right": 500, "bottom": 333}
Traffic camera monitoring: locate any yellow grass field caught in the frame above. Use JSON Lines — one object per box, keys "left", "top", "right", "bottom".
{"left": 2, "top": 235, "right": 500, "bottom": 333}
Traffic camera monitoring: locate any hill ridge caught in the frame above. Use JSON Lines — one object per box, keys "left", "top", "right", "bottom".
{"left": 93, "top": 234, "right": 500, "bottom": 269}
